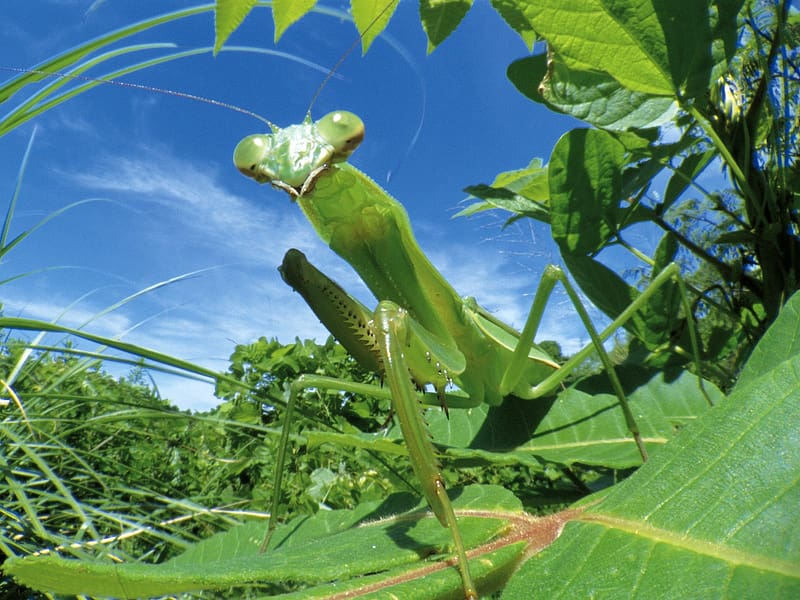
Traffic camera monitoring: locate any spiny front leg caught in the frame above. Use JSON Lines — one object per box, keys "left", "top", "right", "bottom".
{"left": 373, "top": 301, "right": 477, "bottom": 600}
{"left": 280, "top": 248, "right": 477, "bottom": 597}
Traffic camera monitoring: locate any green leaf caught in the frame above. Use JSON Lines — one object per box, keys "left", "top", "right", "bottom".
{"left": 272, "top": 0, "right": 317, "bottom": 43}
{"left": 736, "top": 290, "right": 800, "bottom": 390}
{"left": 312, "top": 370, "right": 720, "bottom": 471}
{"left": 562, "top": 254, "right": 685, "bottom": 354}
{"left": 562, "top": 254, "right": 654, "bottom": 344}
{"left": 714, "top": 229, "right": 756, "bottom": 245}
{"left": 214, "top": 0, "right": 259, "bottom": 54}
{"left": 451, "top": 199, "right": 494, "bottom": 218}
{"left": 504, "top": 295, "right": 800, "bottom": 597}
{"left": 515, "top": 0, "right": 744, "bottom": 99}
{"left": 509, "top": 54, "right": 678, "bottom": 130}
{"left": 353, "top": 0, "right": 400, "bottom": 54}
{"left": 458, "top": 159, "right": 550, "bottom": 223}
{"left": 5, "top": 486, "right": 526, "bottom": 598}
{"left": 645, "top": 233, "right": 683, "bottom": 344}
{"left": 506, "top": 53, "right": 548, "bottom": 105}
{"left": 490, "top": 0, "right": 537, "bottom": 50}
{"left": 438, "top": 370, "right": 718, "bottom": 470}
{"left": 419, "top": 0, "right": 473, "bottom": 53}
{"left": 491, "top": 157, "right": 548, "bottom": 199}
{"left": 653, "top": 233, "right": 678, "bottom": 274}
{"left": 458, "top": 184, "right": 550, "bottom": 224}
{"left": 549, "top": 128, "right": 625, "bottom": 255}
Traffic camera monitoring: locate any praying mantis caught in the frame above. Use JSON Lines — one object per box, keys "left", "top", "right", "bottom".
{"left": 232, "top": 110, "right": 706, "bottom": 599}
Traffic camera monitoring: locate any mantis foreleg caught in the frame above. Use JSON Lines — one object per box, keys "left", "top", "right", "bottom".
{"left": 264, "top": 249, "right": 479, "bottom": 598}
{"left": 374, "top": 300, "right": 477, "bottom": 599}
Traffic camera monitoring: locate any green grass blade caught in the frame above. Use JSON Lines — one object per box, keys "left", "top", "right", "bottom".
{"left": 0, "top": 128, "right": 36, "bottom": 249}
{"left": 0, "top": 5, "right": 213, "bottom": 104}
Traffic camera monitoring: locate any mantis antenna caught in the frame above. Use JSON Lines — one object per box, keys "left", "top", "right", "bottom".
{"left": 0, "top": 65, "right": 277, "bottom": 130}
{"left": 305, "top": 0, "right": 399, "bottom": 115}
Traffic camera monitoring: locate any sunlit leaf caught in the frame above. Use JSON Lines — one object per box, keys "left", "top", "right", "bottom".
{"left": 214, "top": 0, "right": 258, "bottom": 54}
{"left": 505, "top": 293, "right": 800, "bottom": 596}
{"left": 515, "top": 0, "right": 744, "bottom": 98}
{"left": 352, "top": 0, "right": 400, "bottom": 54}
{"left": 420, "top": 0, "right": 473, "bottom": 53}
{"left": 490, "top": 0, "right": 537, "bottom": 49}
{"left": 272, "top": 0, "right": 316, "bottom": 43}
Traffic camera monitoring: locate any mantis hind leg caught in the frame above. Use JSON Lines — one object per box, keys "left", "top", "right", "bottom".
{"left": 499, "top": 262, "right": 710, "bottom": 462}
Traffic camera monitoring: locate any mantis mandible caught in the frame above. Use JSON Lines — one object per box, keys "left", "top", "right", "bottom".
{"left": 233, "top": 111, "right": 706, "bottom": 599}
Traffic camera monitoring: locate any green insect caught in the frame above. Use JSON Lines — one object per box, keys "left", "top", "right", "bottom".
{"left": 233, "top": 111, "right": 703, "bottom": 599}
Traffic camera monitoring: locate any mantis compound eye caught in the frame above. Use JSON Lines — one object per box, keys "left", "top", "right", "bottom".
{"left": 317, "top": 111, "right": 365, "bottom": 162}
{"left": 233, "top": 134, "right": 273, "bottom": 182}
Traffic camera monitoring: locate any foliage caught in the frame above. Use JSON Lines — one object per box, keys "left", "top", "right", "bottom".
{"left": 213, "top": 336, "right": 405, "bottom": 517}
{"left": 8, "top": 294, "right": 800, "bottom": 597}
{"left": 0, "top": 339, "right": 231, "bottom": 598}
{"left": 458, "top": 0, "right": 800, "bottom": 386}
{"left": 1, "top": 1, "right": 799, "bottom": 599}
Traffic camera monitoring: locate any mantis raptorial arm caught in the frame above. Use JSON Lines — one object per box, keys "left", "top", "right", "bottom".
{"left": 234, "top": 111, "right": 707, "bottom": 599}
{"left": 266, "top": 249, "right": 478, "bottom": 597}
{"left": 373, "top": 300, "right": 477, "bottom": 599}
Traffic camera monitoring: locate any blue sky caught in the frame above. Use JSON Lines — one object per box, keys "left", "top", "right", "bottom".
{"left": 1, "top": 1, "right": 648, "bottom": 410}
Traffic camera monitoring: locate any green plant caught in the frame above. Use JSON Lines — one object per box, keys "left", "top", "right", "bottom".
{"left": 2, "top": 1, "right": 799, "bottom": 598}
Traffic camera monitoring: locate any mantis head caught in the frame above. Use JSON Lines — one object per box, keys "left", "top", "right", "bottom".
{"left": 233, "top": 111, "right": 365, "bottom": 191}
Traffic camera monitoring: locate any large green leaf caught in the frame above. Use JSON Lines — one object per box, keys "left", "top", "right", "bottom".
{"left": 5, "top": 486, "right": 528, "bottom": 598}
{"left": 515, "top": 0, "right": 744, "bottom": 99}
{"left": 549, "top": 128, "right": 624, "bottom": 255}
{"left": 735, "top": 290, "right": 800, "bottom": 389}
{"left": 310, "top": 369, "right": 719, "bottom": 472}
{"left": 502, "top": 292, "right": 800, "bottom": 597}
{"left": 508, "top": 54, "right": 678, "bottom": 130}
{"left": 443, "top": 369, "right": 718, "bottom": 469}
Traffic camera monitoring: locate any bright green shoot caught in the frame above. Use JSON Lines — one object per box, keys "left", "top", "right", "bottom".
{"left": 233, "top": 111, "right": 707, "bottom": 599}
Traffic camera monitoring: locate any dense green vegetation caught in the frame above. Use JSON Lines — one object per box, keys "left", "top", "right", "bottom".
{"left": 2, "top": 1, "right": 799, "bottom": 598}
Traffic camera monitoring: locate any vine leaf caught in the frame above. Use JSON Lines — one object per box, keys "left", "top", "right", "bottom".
{"left": 213, "top": 0, "right": 258, "bottom": 54}
{"left": 504, "top": 291, "right": 800, "bottom": 597}
{"left": 352, "top": 0, "right": 400, "bottom": 54}
{"left": 272, "top": 0, "right": 317, "bottom": 43}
